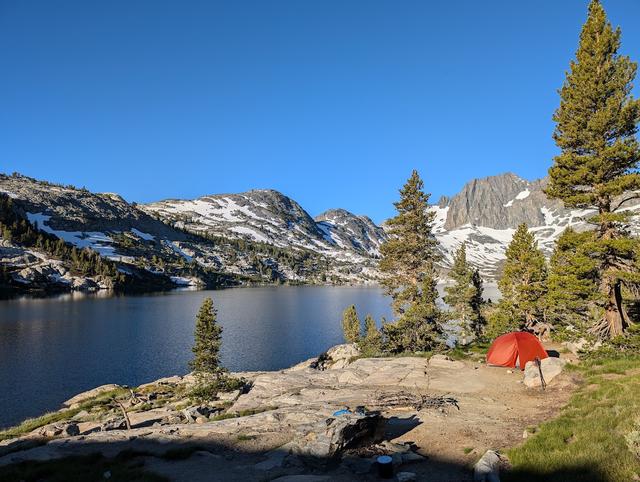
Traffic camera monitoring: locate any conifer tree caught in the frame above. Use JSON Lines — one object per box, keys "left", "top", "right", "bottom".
{"left": 443, "top": 244, "right": 485, "bottom": 340}
{"left": 190, "top": 297, "right": 224, "bottom": 379}
{"left": 359, "top": 314, "right": 383, "bottom": 356}
{"left": 547, "top": 0, "right": 640, "bottom": 338}
{"left": 545, "top": 228, "right": 599, "bottom": 334}
{"left": 491, "top": 224, "right": 547, "bottom": 337}
{"left": 379, "top": 170, "right": 445, "bottom": 352}
{"left": 341, "top": 305, "right": 361, "bottom": 343}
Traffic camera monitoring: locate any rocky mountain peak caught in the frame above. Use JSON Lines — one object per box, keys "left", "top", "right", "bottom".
{"left": 315, "top": 209, "right": 387, "bottom": 256}
{"left": 442, "top": 172, "right": 562, "bottom": 230}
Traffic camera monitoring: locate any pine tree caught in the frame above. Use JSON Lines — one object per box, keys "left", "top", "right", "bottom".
{"left": 359, "top": 314, "right": 383, "bottom": 356}
{"left": 443, "top": 244, "right": 485, "bottom": 341}
{"left": 383, "top": 268, "right": 447, "bottom": 352}
{"left": 341, "top": 305, "right": 361, "bottom": 344}
{"left": 190, "top": 297, "right": 224, "bottom": 379}
{"left": 379, "top": 170, "right": 445, "bottom": 352}
{"left": 546, "top": 0, "right": 640, "bottom": 338}
{"left": 545, "top": 228, "right": 600, "bottom": 335}
{"left": 492, "top": 224, "right": 547, "bottom": 337}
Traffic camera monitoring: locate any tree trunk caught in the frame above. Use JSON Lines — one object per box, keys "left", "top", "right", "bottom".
{"left": 592, "top": 206, "right": 629, "bottom": 339}
{"left": 594, "top": 275, "right": 629, "bottom": 338}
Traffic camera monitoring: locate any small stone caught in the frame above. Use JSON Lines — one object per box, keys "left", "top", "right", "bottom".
{"left": 523, "top": 430, "right": 529, "bottom": 439}
{"left": 195, "top": 416, "right": 208, "bottom": 424}
{"left": 103, "top": 470, "right": 111, "bottom": 479}
{"left": 396, "top": 472, "right": 417, "bottom": 482}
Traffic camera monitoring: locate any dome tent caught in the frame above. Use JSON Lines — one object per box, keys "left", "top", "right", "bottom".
{"left": 486, "top": 332, "right": 547, "bottom": 370}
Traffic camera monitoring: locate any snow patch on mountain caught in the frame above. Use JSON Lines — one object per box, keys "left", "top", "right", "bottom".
{"left": 130, "top": 228, "right": 155, "bottom": 241}
{"left": 26, "top": 212, "right": 117, "bottom": 257}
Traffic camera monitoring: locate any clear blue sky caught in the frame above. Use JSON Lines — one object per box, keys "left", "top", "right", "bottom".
{"left": 1, "top": 1, "right": 639, "bottom": 223}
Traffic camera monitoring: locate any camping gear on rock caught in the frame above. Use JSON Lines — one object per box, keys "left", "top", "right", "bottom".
{"left": 332, "top": 408, "right": 352, "bottom": 417}
{"left": 486, "top": 332, "right": 548, "bottom": 370}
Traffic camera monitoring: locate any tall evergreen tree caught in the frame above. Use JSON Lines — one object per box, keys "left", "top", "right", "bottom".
{"left": 190, "top": 297, "right": 224, "bottom": 379}
{"left": 444, "top": 244, "right": 485, "bottom": 340}
{"left": 546, "top": 0, "right": 640, "bottom": 338}
{"left": 545, "top": 228, "right": 600, "bottom": 335}
{"left": 341, "top": 305, "right": 361, "bottom": 344}
{"left": 379, "top": 170, "right": 445, "bottom": 352}
{"left": 491, "top": 224, "right": 548, "bottom": 337}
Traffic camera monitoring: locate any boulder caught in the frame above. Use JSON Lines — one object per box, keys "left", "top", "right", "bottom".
{"left": 473, "top": 450, "right": 500, "bottom": 482}
{"left": 71, "top": 277, "right": 99, "bottom": 291}
{"left": 287, "top": 413, "right": 385, "bottom": 461}
{"left": 182, "top": 405, "right": 217, "bottom": 423}
{"left": 77, "top": 422, "right": 102, "bottom": 435}
{"left": 325, "top": 344, "right": 360, "bottom": 369}
{"left": 100, "top": 417, "right": 127, "bottom": 431}
{"left": 562, "top": 338, "right": 601, "bottom": 356}
{"left": 524, "top": 357, "right": 567, "bottom": 388}
{"left": 311, "top": 344, "right": 360, "bottom": 370}
{"left": 36, "top": 421, "right": 80, "bottom": 438}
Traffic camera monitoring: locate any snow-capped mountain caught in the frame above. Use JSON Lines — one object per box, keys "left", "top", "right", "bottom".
{"left": 432, "top": 172, "right": 640, "bottom": 278}
{"left": 0, "top": 174, "right": 383, "bottom": 293}
{"left": 3, "top": 170, "right": 639, "bottom": 294}
{"left": 142, "top": 190, "right": 386, "bottom": 259}
{"left": 315, "top": 209, "right": 386, "bottom": 257}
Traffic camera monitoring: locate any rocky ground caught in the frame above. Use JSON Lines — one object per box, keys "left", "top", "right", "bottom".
{"left": 0, "top": 345, "right": 577, "bottom": 481}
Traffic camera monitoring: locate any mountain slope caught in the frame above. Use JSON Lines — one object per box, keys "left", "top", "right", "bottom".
{"left": 142, "top": 191, "right": 386, "bottom": 259}
{"left": 3, "top": 170, "right": 638, "bottom": 292}
{"left": 0, "top": 174, "right": 382, "bottom": 294}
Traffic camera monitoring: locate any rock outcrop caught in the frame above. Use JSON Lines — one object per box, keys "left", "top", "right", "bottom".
{"left": 0, "top": 348, "right": 576, "bottom": 481}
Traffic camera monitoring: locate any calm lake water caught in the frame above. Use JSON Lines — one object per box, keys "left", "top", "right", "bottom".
{"left": 0, "top": 286, "right": 393, "bottom": 428}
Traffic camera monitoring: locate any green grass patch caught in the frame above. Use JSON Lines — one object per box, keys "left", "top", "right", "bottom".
{"left": 209, "top": 405, "right": 277, "bottom": 422}
{"left": 0, "top": 388, "right": 128, "bottom": 442}
{"left": 463, "top": 447, "right": 474, "bottom": 454}
{"left": 0, "top": 452, "right": 167, "bottom": 482}
{"left": 209, "top": 412, "right": 239, "bottom": 422}
{"left": 0, "top": 410, "right": 80, "bottom": 442}
{"left": 505, "top": 358, "right": 640, "bottom": 481}
{"left": 188, "top": 375, "right": 246, "bottom": 402}
{"left": 236, "top": 434, "right": 257, "bottom": 441}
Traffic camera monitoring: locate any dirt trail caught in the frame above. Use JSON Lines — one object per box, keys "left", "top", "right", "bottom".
{"left": 387, "top": 358, "right": 578, "bottom": 480}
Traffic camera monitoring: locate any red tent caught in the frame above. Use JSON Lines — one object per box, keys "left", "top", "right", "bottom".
{"left": 486, "top": 332, "right": 548, "bottom": 370}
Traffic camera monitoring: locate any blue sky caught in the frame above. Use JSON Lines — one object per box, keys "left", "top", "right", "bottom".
{"left": 1, "top": 1, "right": 639, "bottom": 223}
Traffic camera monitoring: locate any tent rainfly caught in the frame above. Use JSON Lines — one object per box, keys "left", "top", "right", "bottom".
{"left": 486, "top": 332, "right": 548, "bottom": 370}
